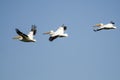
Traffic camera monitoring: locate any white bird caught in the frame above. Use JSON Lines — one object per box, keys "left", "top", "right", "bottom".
{"left": 13, "top": 25, "right": 37, "bottom": 42}
{"left": 43, "top": 24, "right": 68, "bottom": 41}
{"left": 93, "top": 21, "right": 117, "bottom": 32}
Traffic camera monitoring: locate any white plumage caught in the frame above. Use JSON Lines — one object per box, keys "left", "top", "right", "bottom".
{"left": 13, "top": 25, "right": 37, "bottom": 42}
{"left": 44, "top": 24, "right": 68, "bottom": 41}
{"left": 93, "top": 21, "right": 117, "bottom": 32}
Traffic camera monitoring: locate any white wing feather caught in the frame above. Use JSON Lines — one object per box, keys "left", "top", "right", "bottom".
{"left": 28, "top": 31, "right": 34, "bottom": 40}
{"left": 55, "top": 27, "right": 64, "bottom": 35}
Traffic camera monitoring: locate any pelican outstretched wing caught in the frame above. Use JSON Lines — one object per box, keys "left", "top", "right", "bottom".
{"left": 15, "top": 28, "right": 28, "bottom": 38}
{"left": 56, "top": 25, "right": 67, "bottom": 34}
{"left": 27, "top": 25, "right": 37, "bottom": 39}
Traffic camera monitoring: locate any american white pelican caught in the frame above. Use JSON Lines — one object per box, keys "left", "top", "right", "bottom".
{"left": 93, "top": 21, "right": 117, "bottom": 32}
{"left": 44, "top": 24, "right": 68, "bottom": 41}
{"left": 13, "top": 25, "right": 37, "bottom": 42}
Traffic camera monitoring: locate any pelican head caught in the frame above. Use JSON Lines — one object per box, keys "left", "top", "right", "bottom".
{"left": 43, "top": 30, "right": 54, "bottom": 35}
{"left": 94, "top": 23, "right": 104, "bottom": 27}
{"left": 13, "top": 35, "right": 23, "bottom": 40}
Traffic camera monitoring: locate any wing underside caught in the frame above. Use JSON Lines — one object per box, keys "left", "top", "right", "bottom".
{"left": 16, "top": 29, "right": 28, "bottom": 39}
{"left": 49, "top": 36, "right": 58, "bottom": 41}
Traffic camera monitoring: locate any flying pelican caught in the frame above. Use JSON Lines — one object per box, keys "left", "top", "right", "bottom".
{"left": 93, "top": 21, "right": 117, "bottom": 32}
{"left": 13, "top": 25, "right": 37, "bottom": 42}
{"left": 43, "top": 24, "right": 68, "bottom": 41}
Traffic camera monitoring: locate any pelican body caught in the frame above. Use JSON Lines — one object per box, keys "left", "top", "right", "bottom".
{"left": 44, "top": 24, "right": 68, "bottom": 41}
{"left": 93, "top": 21, "right": 117, "bottom": 32}
{"left": 13, "top": 25, "right": 37, "bottom": 42}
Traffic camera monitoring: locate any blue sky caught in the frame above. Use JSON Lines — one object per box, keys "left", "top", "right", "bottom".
{"left": 0, "top": 0, "right": 120, "bottom": 80}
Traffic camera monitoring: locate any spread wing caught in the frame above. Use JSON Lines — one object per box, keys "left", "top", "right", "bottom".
{"left": 28, "top": 25, "right": 37, "bottom": 39}
{"left": 15, "top": 28, "right": 28, "bottom": 39}
{"left": 49, "top": 36, "right": 58, "bottom": 41}
{"left": 55, "top": 26, "right": 67, "bottom": 34}
{"left": 31, "top": 25, "right": 37, "bottom": 35}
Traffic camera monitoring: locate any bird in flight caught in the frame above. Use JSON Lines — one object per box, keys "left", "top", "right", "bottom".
{"left": 93, "top": 21, "right": 117, "bottom": 32}
{"left": 13, "top": 25, "right": 37, "bottom": 42}
{"left": 43, "top": 24, "right": 68, "bottom": 41}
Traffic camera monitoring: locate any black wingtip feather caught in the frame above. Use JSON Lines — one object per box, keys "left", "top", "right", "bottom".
{"left": 31, "top": 25, "right": 37, "bottom": 35}
{"left": 15, "top": 28, "right": 21, "bottom": 34}
{"left": 49, "top": 36, "right": 58, "bottom": 41}
{"left": 64, "top": 26, "right": 67, "bottom": 30}
{"left": 110, "top": 21, "right": 115, "bottom": 24}
{"left": 61, "top": 24, "right": 67, "bottom": 30}
{"left": 15, "top": 28, "right": 28, "bottom": 37}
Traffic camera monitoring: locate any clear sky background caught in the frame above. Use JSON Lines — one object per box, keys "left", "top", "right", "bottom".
{"left": 0, "top": 0, "right": 120, "bottom": 80}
